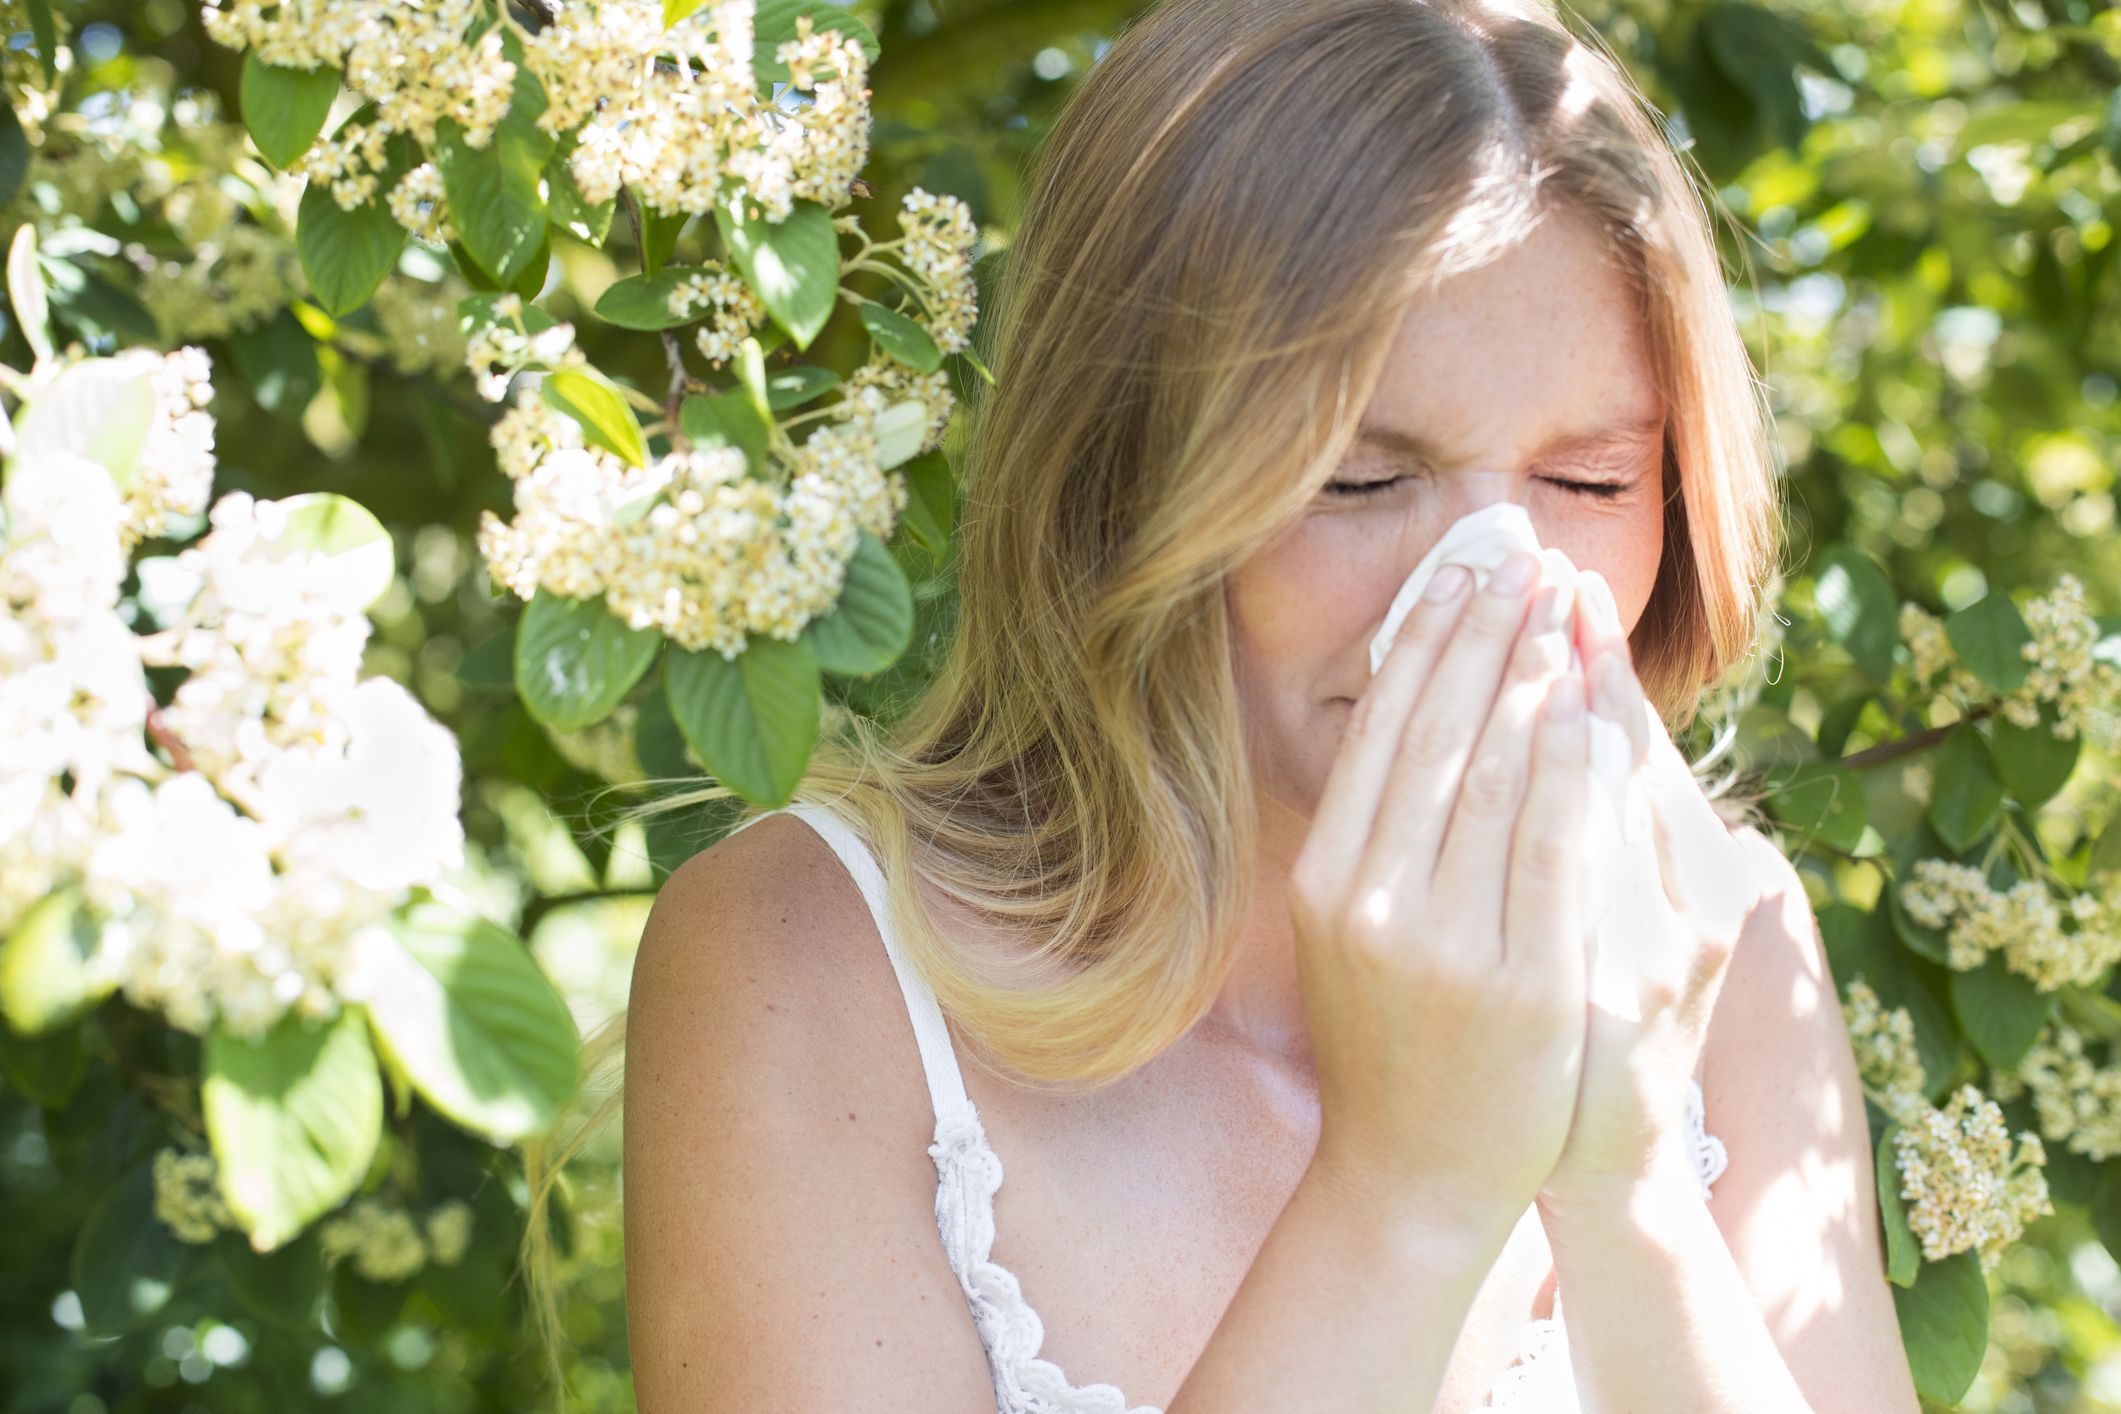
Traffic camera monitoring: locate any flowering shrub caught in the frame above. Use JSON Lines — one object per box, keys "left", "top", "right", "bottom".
{"left": 0, "top": 0, "right": 2117, "bottom": 1408}
{"left": 0, "top": 0, "right": 981, "bottom": 1400}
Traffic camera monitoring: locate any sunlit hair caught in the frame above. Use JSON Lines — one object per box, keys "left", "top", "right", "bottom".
{"left": 523, "top": 0, "right": 1786, "bottom": 1391}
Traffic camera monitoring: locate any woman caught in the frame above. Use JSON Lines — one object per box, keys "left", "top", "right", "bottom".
{"left": 616, "top": 0, "right": 1918, "bottom": 1407}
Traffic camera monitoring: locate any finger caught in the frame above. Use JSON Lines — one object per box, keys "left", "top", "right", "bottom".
{"left": 1359, "top": 548, "right": 1544, "bottom": 892}
{"left": 1502, "top": 668, "right": 1590, "bottom": 990}
{"left": 1579, "top": 570, "right": 1653, "bottom": 766}
{"left": 1298, "top": 561, "right": 1476, "bottom": 904}
{"left": 1432, "top": 581, "right": 1577, "bottom": 942}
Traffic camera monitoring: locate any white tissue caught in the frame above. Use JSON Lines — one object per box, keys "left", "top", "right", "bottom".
{"left": 1365, "top": 502, "right": 1649, "bottom": 1022}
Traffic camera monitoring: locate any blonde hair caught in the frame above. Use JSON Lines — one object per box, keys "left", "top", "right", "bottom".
{"left": 523, "top": 0, "right": 1787, "bottom": 1396}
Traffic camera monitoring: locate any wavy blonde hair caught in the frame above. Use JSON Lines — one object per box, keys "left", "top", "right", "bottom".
{"left": 522, "top": 0, "right": 1788, "bottom": 1395}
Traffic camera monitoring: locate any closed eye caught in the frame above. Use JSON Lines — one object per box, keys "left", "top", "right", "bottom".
{"left": 1323, "top": 475, "right": 1630, "bottom": 500}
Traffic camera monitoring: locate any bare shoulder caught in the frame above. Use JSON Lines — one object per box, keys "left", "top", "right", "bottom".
{"left": 623, "top": 814, "right": 993, "bottom": 1411}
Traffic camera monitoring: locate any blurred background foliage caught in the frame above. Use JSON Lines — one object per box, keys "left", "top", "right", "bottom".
{"left": 3, "top": 0, "right": 2121, "bottom": 1409}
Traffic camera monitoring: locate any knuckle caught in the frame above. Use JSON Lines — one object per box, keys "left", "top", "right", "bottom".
{"left": 1398, "top": 710, "right": 1456, "bottom": 769}
{"left": 1458, "top": 751, "right": 1518, "bottom": 814}
{"left": 1515, "top": 828, "right": 1573, "bottom": 882}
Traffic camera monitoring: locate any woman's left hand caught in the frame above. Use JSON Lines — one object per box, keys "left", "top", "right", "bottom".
{"left": 1535, "top": 574, "right": 1770, "bottom": 1215}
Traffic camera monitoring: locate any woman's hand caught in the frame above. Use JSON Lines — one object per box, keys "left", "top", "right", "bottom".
{"left": 1291, "top": 550, "right": 1594, "bottom": 1252}
{"left": 1535, "top": 571, "right": 1768, "bottom": 1213}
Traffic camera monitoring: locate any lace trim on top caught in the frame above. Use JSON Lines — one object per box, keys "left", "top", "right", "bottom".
{"left": 930, "top": 1099, "right": 1162, "bottom": 1414}
{"left": 1476, "top": 1074, "right": 1728, "bottom": 1412}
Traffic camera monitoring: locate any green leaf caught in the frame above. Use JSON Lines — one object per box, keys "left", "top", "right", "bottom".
{"left": 6, "top": 220, "right": 48, "bottom": 363}
{"left": 203, "top": 1008, "right": 382, "bottom": 1253}
{"left": 714, "top": 193, "right": 840, "bottom": 351}
{"left": 733, "top": 335, "right": 774, "bottom": 428}
{"left": 240, "top": 56, "right": 341, "bottom": 170}
{"left": 749, "top": 0, "right": 881, "bottom": 84}
{"left": 14, "top": 355, "right": 156, "bottom": 488}
{"left": 859, "top": 301, "right": 942, "bottom": 372}
{"left": 541, "top": 366, "right": 647, "bottom": 467}
{"left": 1946, "top": 591, "right": 2034, "bottom": 695}
{"left": 1892, "top": 1249, "right": 1989, "bottom": 1405}
{"left": 680, "top": 390, "right": 771, "bottom": 475}
{"left": 1991, "top": 710, "right": 2078, "bottom": 807}
{"left": 213, "top": 1228, "right": 327, "bottom": 1330}
{"left": 664, "top": 634, "right": 821, "bottom": 806}
{"left": 38, "top": 255, "right": 161, "bottom": 343}
{"left": 1927, "top": 723, "right": 2005, "bottom": 853}
{"left": 1887, "top": 886, "right": 1951, "bottom": 966}
{"left": 0, "top": 1016, "right": 85, "bottom": 1106}
{"left": 2092, "top": 1163, "right": 2121, "bottom": 1270}
{"left": 363, "top": 895, "right": 582, "bottom": 1144}
{"left": 227, "top": 306, "right": 323, "bottom": 418}
{"left": 514, "top": 589, "right": 662, "bottom": 731}
{"left": 801, "top": 532, "right": 914, "bottom": 677}
{"left": 0, "top": 102, "right": 28, "bottom": 211}
{"left": 872, "top": 398, "right": 927, "bottom": 470}
{"left": 1813, "top": 545, "right": 1898, "bottom": 683}
{"left": 434, "top": 69, "right": 554, "bottom": 289}
{"left": 765, "top": 365, "right": 840, "bottom": 410}
{"left": 1949, "top": 951, "right": 2049, "bottom": 1070}
{"left": 25, "top": 0, "right": 55, "bottom": 86}
{"left": 546, "top": 143, "right": 614, "bottom": 246}
{"left": 508, "top": 232, "right": 551, "bottom": 301}
{"left": 895, "top": 450, "right": 954, "bottom": 558}
{"left": 593, "top": 266, "right": 707, "bottom": 330}
{"left": 637, "top": 203, "right": 689, "bottom": 278}
{"left": 0, "top": 888, "right": 106, "bottom": 1036}
{"left": 71, "top": 1162, "right": 199, "bottom": 1336}
{"left": 1876, "top": 1125, "right": 1920, "bottom": 1287}
{"left": 1762, "top": 761, "right": 1866, "bottom": 853}
{"left": 259, "top": 492, "right": 395, "bottom": 613}
{"left": 297, "top": 177, "right": 407, "bottom": 317}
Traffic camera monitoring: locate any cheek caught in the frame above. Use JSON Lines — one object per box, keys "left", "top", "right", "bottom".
{"left": 1226, "top": 521, "right": 1391, "bottom": 688}
{"left": 1540, "top": 498, "right": 1663, "bottom": 632}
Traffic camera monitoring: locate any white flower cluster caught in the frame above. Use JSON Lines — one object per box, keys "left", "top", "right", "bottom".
{"left": 152, "top": 1145, "right": 237, "bottom": 1244}
{"left": 1899, "top": 575, "right": 2121, "bottom": 749}
{"left": 0, "top": 351, "right": 467, "bottom": 1039}
{"left": 1990, "top": 1023, "right": 2121, "bottom": 1162}
{"left": 1891, "top": 1083, "right": 2051, "bottom": 1270}
{"left": 476, "top": 388, "right": 911, "bottom": 657}
{"left": 203, "top": 0, "right": 517, "bottom": 208}
{"left": 366, "top": 277, "right": 472, "bottom": 380}
{"left": 386, "top": 162, "right": 455, "bottom": 247}
{"left": 466, "top": 297, "right": 586, "bottom": 403}
{"left": 138, "top": 225, "right": 305, "bottom": 346}
{"left": 1898, "top": 857, "right": 2121, "bottom": 992}
{"left": 528, "top": 0, "right": 871, "bottom": 222}
{"left": 668, "top": 263, "right": 769, "bottom": 368}
{"left": 316, "top": 1195, "right": 476, "bottom": 1283}
{"left": 846, "top": 355, "right": 955, "bottom": 459}
{"left": 892, "top": 187, "right": 980, "bottom": 357}
{"left": 1841, "top": 976, "right": 1926, "bottom": 1124}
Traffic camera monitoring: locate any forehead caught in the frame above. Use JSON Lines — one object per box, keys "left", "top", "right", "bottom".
{"left": 1361, "top": 211, "right": 1663, "bottom": 467}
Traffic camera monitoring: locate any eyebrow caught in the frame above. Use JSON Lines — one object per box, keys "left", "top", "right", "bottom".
{"left": 1354, "top": 413, "right": 1666, "bottom": 467}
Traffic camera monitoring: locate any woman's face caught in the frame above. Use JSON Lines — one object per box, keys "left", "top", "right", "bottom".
{"left": 1228, "top": 210, "right": 1668, "bottom": 817}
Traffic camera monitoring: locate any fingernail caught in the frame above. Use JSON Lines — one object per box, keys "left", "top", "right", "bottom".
{"left": 1423, "top": 564, "right": 1472, "bottom": 603}
{"left": 1489, "top": 550, "right": 1537, "bottom": 596}
{"left": 1533, "top": 581, "right": 1571, "bottom": 634}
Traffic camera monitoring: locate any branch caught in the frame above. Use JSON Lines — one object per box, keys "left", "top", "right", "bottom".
{"left": 1831, "top": 700, "right": 1997, "bottom": 772}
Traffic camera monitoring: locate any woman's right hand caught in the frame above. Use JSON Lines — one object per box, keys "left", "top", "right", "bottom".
{"left": 1288, "top": 548, "right": 1593, "bottom": 1249}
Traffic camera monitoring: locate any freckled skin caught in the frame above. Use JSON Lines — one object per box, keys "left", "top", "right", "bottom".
{"left": 1227, "top": 210, "right": 1666, "bottom": 824}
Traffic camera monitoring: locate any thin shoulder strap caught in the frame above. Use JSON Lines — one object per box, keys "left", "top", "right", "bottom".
{"left": 766, "top": 801, "right": 975, "bottom": 1123}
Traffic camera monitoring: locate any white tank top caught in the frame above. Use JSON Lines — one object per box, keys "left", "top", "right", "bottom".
{"left": 743, "top": 799, "right": 1730, "bottom": 1413}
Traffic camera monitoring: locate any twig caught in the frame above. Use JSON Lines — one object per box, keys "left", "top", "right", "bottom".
{"left": 1831, "top": 700, "right": 1998, "bottom": 772}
